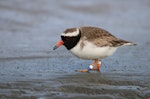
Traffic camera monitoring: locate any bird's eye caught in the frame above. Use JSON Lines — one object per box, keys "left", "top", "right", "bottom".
{"left": 66, "top": 37, "right": 70, "bottom": 40}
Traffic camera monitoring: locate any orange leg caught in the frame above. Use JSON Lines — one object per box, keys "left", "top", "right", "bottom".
{"left": 92, "top": 60, "right": 101, "bottom": 71}
{"left": 76, "top": 69, "right": 89, "bottom": 73}
{"left": 76, "top": 60, "right": 101, "bottom": 73}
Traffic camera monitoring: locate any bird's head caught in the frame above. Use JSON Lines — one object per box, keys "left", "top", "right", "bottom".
{"left": 53, "top": 28, "right": 81, "bottom": 50}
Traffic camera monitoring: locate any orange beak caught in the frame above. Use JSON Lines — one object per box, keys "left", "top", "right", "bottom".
{"left": 53, "top": 40, "right": 64, "bottom": 50}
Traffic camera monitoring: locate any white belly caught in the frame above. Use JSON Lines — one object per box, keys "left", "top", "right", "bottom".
{"left": 70, "top": 40, "right": 117, "bottom": 60}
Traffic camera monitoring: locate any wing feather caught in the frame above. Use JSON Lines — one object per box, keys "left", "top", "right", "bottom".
{"left": 80, "top": 26, "right": 133, "bottom": 47}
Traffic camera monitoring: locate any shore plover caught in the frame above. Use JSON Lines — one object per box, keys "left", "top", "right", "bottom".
{"left": 53, "top": 26, "right": 136, "bottom": 72}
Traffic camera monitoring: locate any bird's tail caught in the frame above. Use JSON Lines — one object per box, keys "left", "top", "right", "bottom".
{"left": 123, "top": 42, "right": 137, "bottom": 46}
{"left": 124, "top": 42, "right": 137, "bottom": 46}
{"left": 118, "top": 39, "right": 137, "bottom": 46}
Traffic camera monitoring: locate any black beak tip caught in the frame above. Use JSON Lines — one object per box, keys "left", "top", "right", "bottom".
{"left": 53, "top": 46, "right": 58, "bottom": 50}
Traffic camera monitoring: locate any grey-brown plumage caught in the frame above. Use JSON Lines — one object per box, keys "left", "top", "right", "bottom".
{"left": 79, "top": 26, "right": 135, "bottom": 47}
{"left": 53, "top": 26, "right": 136, "bottom": 72}
{"left": 63, "top": 28, "right": 77, "bottom": 34}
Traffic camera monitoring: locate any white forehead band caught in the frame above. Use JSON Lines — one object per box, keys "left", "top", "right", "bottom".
{"left": 61, "top": 28, "right": 79, "bottom": 37}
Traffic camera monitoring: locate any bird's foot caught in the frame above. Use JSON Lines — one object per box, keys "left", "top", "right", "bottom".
{"left": 92, "top": 68, "right": 100, "bottom": 71}
{"left": 75, "top": 69, "right": 89, "bottom": 73}
{"left": 92, "top": 63, "right": 101, "bottom": 71}
{"left": 75, "top": 65, "right": 94, "bottom": 72}
{"left": 75, "top": 62, "right": 101, "bottom": 73}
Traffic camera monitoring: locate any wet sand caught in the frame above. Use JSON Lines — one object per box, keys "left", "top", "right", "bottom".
{"left": 0, "top": 0, "right": 150, "bottom": 99}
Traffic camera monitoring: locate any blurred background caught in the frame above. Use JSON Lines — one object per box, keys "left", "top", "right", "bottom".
{"left": 0, "top": 0, "right": 149, "bottom": 59}
{"left": 0, "top": 0, "right": 150, "bottom": 99}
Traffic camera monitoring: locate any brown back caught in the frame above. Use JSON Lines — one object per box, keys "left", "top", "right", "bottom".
{"left": 80, "top": 26, "right": 131, "bottom": 47}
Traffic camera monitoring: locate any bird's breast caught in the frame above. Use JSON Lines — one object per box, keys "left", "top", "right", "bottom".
{"left": 70, "top": 40, "right": 117, "bottom": 60}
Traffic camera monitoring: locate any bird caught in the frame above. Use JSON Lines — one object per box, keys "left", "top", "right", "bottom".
{"left": 53, "top": 26, "right": 136, "bottom": 72}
